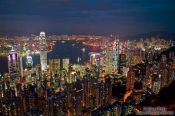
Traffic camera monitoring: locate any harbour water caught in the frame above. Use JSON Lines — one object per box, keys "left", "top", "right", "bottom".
{"left": 0, "top": 40, "right": 101, "bottom": 73}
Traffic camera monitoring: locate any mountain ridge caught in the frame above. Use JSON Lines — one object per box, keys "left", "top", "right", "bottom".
{"left": 123, "top": 31, "right": 175, "bottom": 40}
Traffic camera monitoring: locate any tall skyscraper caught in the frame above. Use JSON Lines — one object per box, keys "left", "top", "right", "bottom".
{"left": 62, "top": 58, "right": 70, "bottom": 71}
{"left": 26, "top": 55, "right": 34, "bottom": 83}
{"left": 19, "top": 54, "right": 23, "bottom": 78}
{"left": 118, "top": 54, "right": 127, "bottom": 74}
{"left": 89, "top": 52, "right": 101, "bottom": 66}
{"left": 26, "top": 55, "right": 33, "bottom": 69}
{"left": 104, "top": 44, "right": 113, "bottom": 74}
{"left": 8, "top": 48, "right": 19, "bottom": 79}
{"left": 112, "top": 40, "right": 119, "bottom": 72}
{"left": 49, "top": 59, "right": 61, "bottom": 77}
{"left": 39, "top": 32, "right": 47, "bottom": 71}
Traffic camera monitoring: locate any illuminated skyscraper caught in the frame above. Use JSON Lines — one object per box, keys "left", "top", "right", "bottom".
{"left": 126, "top": 69, "right": 135, "bottom": 90}
{"left": 49, "top": 59, "right": 61, "bottom": 77}
{"left": 39, "top": 32, "right": 47, "bottom": 71}
{"left": 119, "top": 54, "right": 127, "bottom": 74}
{"left": 89, "top": 52, "right": 101, "bottom": 66}
{"left": 26, "top": 55, "right": 34, "bottom": 83}
{"left": 104, "top": 44, "right": 113, "bottom": 74}
{"left": 26, "top": 55, "right": 33, "bottom": 69}
{"left": 62, "top": 58, "right": 70, "bottom": 71}
{"left": 19, "top": 54, "right": 23, "bottom": 78}
{"left": 112, "top": 40, "right": 119, "bottom": 72}
{"left": 8, "top": 48, "right": 19, "bottom": 78}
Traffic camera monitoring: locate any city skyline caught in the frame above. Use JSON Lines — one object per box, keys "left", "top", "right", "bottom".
{"left": 0, "top": 32, "right": 175, "bottom": 115}
{"left": 0, "top": 0, "right": 175, "bottom": 36}
{"left": 0, "top": 0, "right": 175, "bottom": 115}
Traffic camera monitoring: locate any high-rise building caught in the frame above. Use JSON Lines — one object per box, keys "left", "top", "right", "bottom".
{"left": 112, "top": 40, "right": 119, "bottom": 72}
{"left": 25, "top": 55, "right": 34, "bottom": 83}
{"left": 167, "top": 66, "right": 175, "bottom": 84}
{"left": 35, "top": 64, "right": 41, "bottom": 80}
{"left": 161, "top": 67, "right": 168, "bottom": 88}
{"left": 89, "top": 52, "right": 102, "bottom": 66}
{"left": 119, "top": 54, "right": 127, "bottom": 74}
{"left": 152, "top": 79, "right": 161, "bottom": 94}
{"left": 49, "top": 59, "right": 61, "bottom": 77}
{"left": 104, "top": 44, "right": 113, "bottom": 74}
{"left": 126, "top": 69, "right": 135, "bottom": 91}
{"left": 19, "top": 54, "right": 23, "bottom": 78}
{"left": 39, "top": 32, "right": 47, "bottom": 71}
{"left": 161, "top": 55, "right": 167, "bottom": 62}
{"left": 26, "top": 55, "right": 33, "bottom": 69}
{"left": 8, "top": 48, "right": 19, "bottom": 79}
{"left": 62, "top": 58, "right": 70, "bottom": 71}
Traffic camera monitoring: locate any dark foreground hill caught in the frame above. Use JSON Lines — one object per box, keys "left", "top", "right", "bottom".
{"left": 139, "top": 80, "right": 175, "bottom": 110}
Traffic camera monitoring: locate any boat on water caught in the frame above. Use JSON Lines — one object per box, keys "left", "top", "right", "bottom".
{"left": 61, "top": 41, "right": 65, "bottom": 43}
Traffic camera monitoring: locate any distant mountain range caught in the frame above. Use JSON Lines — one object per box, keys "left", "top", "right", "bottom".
{"left": 123, "top": 31, "right": 175, "bottom": 40}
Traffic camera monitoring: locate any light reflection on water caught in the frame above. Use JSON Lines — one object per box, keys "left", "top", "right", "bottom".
{"left": 0, "top": 40, "right": 101, "bottom": 73}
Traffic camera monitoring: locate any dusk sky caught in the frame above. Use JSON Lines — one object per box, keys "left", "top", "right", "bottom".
{"left": 0, "top": 0, "right": 175, "bottom": 36}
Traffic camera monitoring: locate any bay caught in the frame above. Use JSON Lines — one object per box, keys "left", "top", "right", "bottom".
{"left": 0, "top": 40, "right": 101, "bottom": 73}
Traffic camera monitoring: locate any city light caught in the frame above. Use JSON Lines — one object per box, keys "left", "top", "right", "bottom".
{"left": 0, "top": 1, "right": 175, "bottom": 115}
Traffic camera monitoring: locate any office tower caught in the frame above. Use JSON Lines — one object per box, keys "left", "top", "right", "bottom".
{"left": 89, "top": 52, "right": 96, "bottom": 65}
{"left": 26, "top": 55, "right": 33, "bottom": 69}
{"left": 35, "top": 64, "right": 41, "bottom": 80}
{"left": 122, "top": 67, "right": 129, "bottom": 77}
{"left": 104, "top": 44, "right": 113, "bottom": 74}
{"left": 161, "top": 55, "right": 167, "bottom": 63}
{"left": 89, "top": 52, "right": 101, "bottom": 66}
{"left": 152, "top": 78, "right": 161, "bottom": 94}
{"left": 18, "top": 44, "right": 26, "bottom": 78}
{"left": 39, "top": 32, "right": 47, "bottom": 71}
{"left": 8, "top": 48, "right": 19, "bottom": 79}
{"left": 112, "top": 40, "right": 119, "bottom": 73}
{"left": 167, "top": 66, "right": 175, "bottom": 84}
{"left": 26, "top": 55, "right": 34, "bottom": 83}
{"left": 160, "top": 66, "right": 168, "bottom": 88}
{"left": 19, "top": 54, "right": 23, "bottom": 78}
{"left": 118, "top": 54, "right": 127, "bottom": 74}
{"left": 62, "top": 58, "right": 70, "bottom": 71}
{"left": 49, "top": 59, "right": 61, "bottom": 77}
{"left": 126, "top": 69, "right": 135, "bottom": 91}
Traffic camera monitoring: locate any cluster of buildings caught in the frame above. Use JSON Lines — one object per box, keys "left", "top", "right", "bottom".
{"left": 0, "top": 33, "right": 175, "bottom": 115}
{"left": 126, "top": 38, "right": 175, "bottom": 106}
{"left": 0, "top": 32, "right": 119, "bottom": 115}
{"left": 88, "top": 39, "right": 129, "bottom": 76}
{"left": 49, "top": 77, "right": 112, "bottom": 115}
